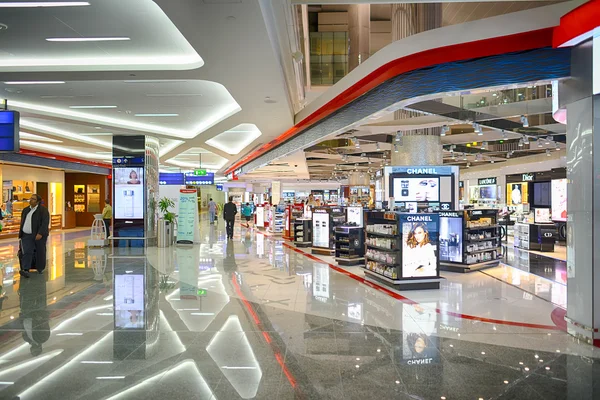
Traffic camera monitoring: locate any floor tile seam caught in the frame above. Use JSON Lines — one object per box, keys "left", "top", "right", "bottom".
{"left": 281, "top": 242, "right": 564, "bottom": 332}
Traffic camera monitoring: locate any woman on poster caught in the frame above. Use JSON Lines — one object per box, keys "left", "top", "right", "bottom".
{"left": 403, "top": 223, "right": 437, "bottom": 277}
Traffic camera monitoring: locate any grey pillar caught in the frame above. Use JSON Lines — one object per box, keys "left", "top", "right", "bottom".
{"left": 560, "top": 38, "right": 600, "bottom": 347}
{"left": 348, "top": 4, "right": 370, "bottom": 72}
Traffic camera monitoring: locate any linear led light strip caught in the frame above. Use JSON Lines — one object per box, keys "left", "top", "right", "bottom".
{"left": 0, "top": 2, "right": 90, "bottom": 7}
{"left": 10, "top": 100, "right": 240, "bottom": 139}
{"left": 0, "top": 55, "right": 203, "bottom": 69}
{"left": 47, "top": 37, "right": 130, "bottom": 42}
{"left": 20, "top": 120, "right": 111, "bottom": 149}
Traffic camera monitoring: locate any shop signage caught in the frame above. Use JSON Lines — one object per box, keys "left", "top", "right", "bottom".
{"left": 478, "top": 177, "right": 497, "bottom": 186}
{"left": 226, "top": 171, "right": 238, "bottom": 181}
{"left": 234, "top": 168, "right": 243, "bottom": 175}
{"left": 522, "top": 173, "right": 535, "bottom": 182}
{"left": 193, "top": 169, "right": 207, "bottom": 176}
{"left": 440, "top": 203, "right": 451, "bottom": 211}
{"left": 197, "top": 288, "right": 208, "bottom": 296}
{"left": 216, "top": 184, "right": 224, "bottom": 191}
{"left": 459, "top": 181, "right": 464, "bottom": 188}
{"left": 185, "top": 172, "right": 214, "bottom": 185}
{"left": 159, "top": 172, "right": 185, "bottom": 186}
{"left": 387, "top": 165, "right": 456, "bottom": 176}
{"left": 543, "top": 232, "right": 554, "bottom": 238}
{"left": 472, "top": 211, "right": 483, "bottom": 216}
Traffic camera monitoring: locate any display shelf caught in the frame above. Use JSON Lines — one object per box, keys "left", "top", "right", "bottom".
{"left": 334, "top": 225, "right": 364, "bottom": 266}
{"left": 439, "top": 209, "right": 501, "bottom": 273}
{"left": 514, "top": 222, "right": 557, "bottom": 252}
{"left": 51, "top": 214, "right": 62, "bottom": 230}
{"left": 294, "top": 218, "right": 312, "bottom": 247}
{"left": 366, "top": 244, "right": 399, "bottom": 252}
{"left": 365, "top": 256, "right": 397, "bottom": 267}
{"left": 365, "top": 231, "right": 397, "bottom": 238}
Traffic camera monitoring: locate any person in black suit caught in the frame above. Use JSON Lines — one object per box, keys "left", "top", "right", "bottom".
{"left": 223, "top": 196, "right": 238, "bottom": 240}
{"left": 19, "top": 194, "right": 50, "bottom": 278}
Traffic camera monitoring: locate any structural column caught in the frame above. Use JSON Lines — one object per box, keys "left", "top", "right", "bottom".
{"left": 559, "top": 38, "right": 600, "bottom": 346}
{"left": 348, "top": 4, "right": 370, "bottom": 72}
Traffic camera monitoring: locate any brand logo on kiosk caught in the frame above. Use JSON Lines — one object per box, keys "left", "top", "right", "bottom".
{"left": 440, "top": 211, "right": 460, "bottom": 218}
{"left": 544, "top": 232, "right": 554, "bottom": 237}
{"left": 406, "top": 215, "right": 433, "bottom": 222}
{"left": 407, "top": 358, "right": 434, "bottom": 365}
{"left": 522, "top": 173, "right": 535, "bottom": 182}
{"left": 407, "top": 168, "right": 438, "bottom": 175}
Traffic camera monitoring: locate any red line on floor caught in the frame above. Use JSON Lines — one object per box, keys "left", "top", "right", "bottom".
{"left": 282, "top": 242, "right": 564, "bottom": 332}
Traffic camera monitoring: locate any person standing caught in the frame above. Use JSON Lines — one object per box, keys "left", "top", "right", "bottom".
{"left": 223, "top": 196, "right": 237, "bottom": 239}
{"left": 18, "top": 194, "right": 50, "bottom": 278}
{"left": 241, "top": 202, "right": 253, "bottom": 228}
{"left": 102, "top": 198, "right": 112, "bottom": 236}
{"left": 208, "top": 198, "right": 217, "bottom": 225}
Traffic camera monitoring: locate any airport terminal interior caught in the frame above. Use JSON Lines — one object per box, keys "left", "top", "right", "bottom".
{"left": 0, "top": 0, "right": 600, "bottom": 399}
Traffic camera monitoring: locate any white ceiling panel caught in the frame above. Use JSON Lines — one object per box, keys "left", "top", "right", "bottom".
{"left": 0, "top": 0, "right": 203, "bottom": 71}
{"left": 205, "top": 123, "right": 262, "bottom": 155}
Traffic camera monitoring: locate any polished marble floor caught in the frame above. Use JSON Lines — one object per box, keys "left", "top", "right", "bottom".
{"left": 0, "top": 220, "right": 598, "bottom": 399}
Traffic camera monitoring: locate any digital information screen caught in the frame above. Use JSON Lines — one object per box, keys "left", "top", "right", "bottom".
{"left": 114, "top": 274, "right": 145, "bottom": 329}
{"left": 114, "top": 167, "right": 145, "bottom": 219}
{"left": 439, "top": 214, "right": 463, "bottom": 263}
{"left": 159, "top": 172, "right": 184, "bottom": 186}
{"left": 393, "top": 177, "right": 439, "bottom": 202}
{"left": 0, "top": 111, "right": 19, "bottom": 152}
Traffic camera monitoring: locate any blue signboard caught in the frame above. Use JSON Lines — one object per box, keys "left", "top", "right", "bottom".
{"left": 0, "top": 111, "right": 19, "bottom": 153}
{"left": 159, "top": 173, "right": 185, "bottom": 186}
{"left": 113, "top": 156, "right": 145, "bottom": 166}
{"left": 216, "top": 184, "right": 224, "bottom": 191}
{"left": 185, "top": 172, "right": 214, "bottom": 185}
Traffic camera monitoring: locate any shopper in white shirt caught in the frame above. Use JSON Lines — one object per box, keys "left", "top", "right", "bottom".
{"left": 18, "top": 194, "right": 50, "bottom": 278}
{"left": 403, "top": 223, "right": 437, "bottom": 277}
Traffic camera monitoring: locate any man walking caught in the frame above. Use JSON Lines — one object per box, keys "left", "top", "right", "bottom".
{"left": 19, "top": 194, "right": 50, "bottom": 278}
{"left": 223, "top": 196, "right": 237, "bottom": 239}
{"left": 208, "top": 198, "right": 217, "bottom": 225}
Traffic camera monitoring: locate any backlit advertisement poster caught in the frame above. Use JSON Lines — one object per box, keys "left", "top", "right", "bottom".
{"left": 114, "top": 167, "right": 144, "bottom": 219}
{"left": 114, "top": 274, "right": 145, "bottom": 329}
{"left": 551, "top": 179, "right": 567, "bottom": 221}
{"left": 255, "top": 206, "right": 265, "bottom": 228}
{"left": 312, "top": 211, "right": 330, "bottom": 248}
{"left": 534, "top": 208, "right": 552, "bottom": 223}
{"left": 439, "top": 212, "right": 463, "bottom": 263}
{"left": 401, "top": 213, "right": 439, "bottom": 278}
{"left": 346, "top": 206, "right": 363, "bottom": 226}
{"left": 393, "top": 178, "right": 439, "bottom": 202}
{"left": 402, "top": 303, "right": 439, "bottom": 365}
{"left": 507, "top": 183, "right": 528, "bottom": 205}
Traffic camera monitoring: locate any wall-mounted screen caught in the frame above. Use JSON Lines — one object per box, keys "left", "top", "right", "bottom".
{"left": 114, "top": 274, "right": 145, "bottom": 329}
{"left": 392, "top": 178, "right": 439, "bottom": 202}
{"left": 479, "top": 185, "right": 497, "bottom": 200}
{"left": 533, "top": 182, "right": 551, "bottom": 207}
{"left": 114, "top": 167, "right": 145, "bottom": 219}
{"left": 551, "top": 179, "right": 567, "bottom": 221}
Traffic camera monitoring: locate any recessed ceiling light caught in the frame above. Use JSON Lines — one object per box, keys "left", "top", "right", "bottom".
{"left": 46, "top": 37, "right": 130, "bottom": 42}
{"left": 134, "top": 113, "right": 179, "bottom": 117}
{"left": 4, "top": 81, "right": 65, "bottom": 85}
{"left": 264, "top": 97, "right": 277, "bottom": 104}
{"left": 0, "top": 2, "right": 90, "bottom": 7}
{"left": 69, "top": 105, "right": 117, "bottom": 109}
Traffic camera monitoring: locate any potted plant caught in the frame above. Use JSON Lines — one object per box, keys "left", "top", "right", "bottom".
{"left": 159, "top": 197, "right": 175, "bottom": 223}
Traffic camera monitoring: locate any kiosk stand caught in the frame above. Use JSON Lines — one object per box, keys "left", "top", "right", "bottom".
{"left": 363, "top": 211, "right": 442, "bottom": 290}
{"left": 439, "top": 209, "right": 501, "bottom": 272}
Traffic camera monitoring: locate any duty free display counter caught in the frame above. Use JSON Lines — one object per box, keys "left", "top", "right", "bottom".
{"left": 514, "top": 222, "right": 557, "bottom": 252}
{"left": 438, "top": 209, "right": 502, "bottom": 273}
{"left": 334, "top": 226, "right": 365, "bottom": 266}
{"left": 293, "top": 218, "right": 312, "bottom": 247}
{"left": 311, "top": 206, "right": 345, "bottom": 256}
{"left": 363, "top": 211, "right": 442, "bottom": 290}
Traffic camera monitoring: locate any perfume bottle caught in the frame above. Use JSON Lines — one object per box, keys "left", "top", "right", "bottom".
{"left": 123, "top": 190, "right": 135, "bottom": 217}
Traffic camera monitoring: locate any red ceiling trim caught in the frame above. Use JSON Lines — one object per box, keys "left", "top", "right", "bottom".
{"left": 225, "top": 27, "right": 555, "bottom": 175}
{"left": 18, "top": 149, "right": 112, "bottom": 170}
{"left": 553, "top": 0, "right": 600, "bottom": 48}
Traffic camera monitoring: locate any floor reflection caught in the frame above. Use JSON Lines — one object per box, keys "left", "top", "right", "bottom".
{"left": 0, "top": 223, "right": 598, "bottom": 399}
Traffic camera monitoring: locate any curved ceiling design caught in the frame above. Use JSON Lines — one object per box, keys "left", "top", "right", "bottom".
{"left": 224, "top": 1, "right": 577, "bottom": 176}
{"left": 206, "top": 123, "right": 263, "bottom": 155}
{"left": 0, "top": 0, "right": 203, "bottom": 72}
